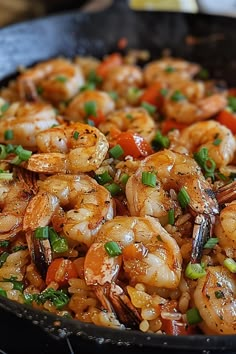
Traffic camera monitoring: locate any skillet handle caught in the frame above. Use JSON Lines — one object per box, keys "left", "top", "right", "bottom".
{"left": 81, "top": 0, "right": 128, "bottom": 13}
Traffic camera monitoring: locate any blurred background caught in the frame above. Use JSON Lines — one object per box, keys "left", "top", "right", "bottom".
{"left": 1, "top": 0, "right": 236, "bottom": 27}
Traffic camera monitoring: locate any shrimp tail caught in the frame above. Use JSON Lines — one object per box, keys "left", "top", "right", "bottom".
{"left": 19, "top": 79, "right": 39, "bottom": 102}
{"left": 191, "top": 214, "right": 211, "bottom": 263}
{"left": 26, "top": 231, "right": 52, "bottom": 278}
{"left": 95, "top": 283, "right": 142, "bottom": 329}
{"left": 216, "top": 180, "right": 236, "bottom": 205}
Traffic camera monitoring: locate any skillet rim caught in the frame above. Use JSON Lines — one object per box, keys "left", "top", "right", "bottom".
{"left": 0, "top": 5, "right": 236, "bottom": 350}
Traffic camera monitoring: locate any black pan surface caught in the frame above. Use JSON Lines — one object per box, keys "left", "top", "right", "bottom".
{"left": 0, "top": 1, "right": 236, "bottom": 353}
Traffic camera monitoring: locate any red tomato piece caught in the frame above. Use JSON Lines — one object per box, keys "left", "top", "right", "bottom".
{"left": 140, "top": 82, "right": 164, "bottom": 108}
{"left": 161, "top": 119, "right": 189, "bottom": 134}
{"left": 216, "top": 110, "right": 236, "bottom": 134}
{"left": 46, "top": 258, "right": 78, "bottom": 287}
{"left": 161, "top": 318, "right": 197, "bottom": 336}
{"left": 96, "top": 53, "right": 123, "bottom": 79}
{"left": 116, "top": 131, "right": 153, "bottom": 158}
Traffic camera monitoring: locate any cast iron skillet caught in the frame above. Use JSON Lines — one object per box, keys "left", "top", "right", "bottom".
{"left": 0, "top": 1, "right": 235, "bottom": 353}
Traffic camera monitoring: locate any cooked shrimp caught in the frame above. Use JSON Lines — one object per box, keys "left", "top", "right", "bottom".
{"left": 65, "top": 90, "right": 115, "bottom": 122}
{"left": 84, "top": 216, "right": 182, "bottom": 327}
{"left": 18, "top": 58, "right": 84, "bottom": 104}
{"left": 0, "top": 168, "right": 37, "bottom": 240}
{"left": 126, "top": 149, "right": 219, "bottom": 262}
{"left": 126, "top": 149, "right": 219, "bottom": 219}
{"left": 26, "top": 122, "right": 109, "bottom": 173}
{"left": 193, "top": 266, "right": 236, "bottom": 334}
{"left": 179, "top": 120, "right": 236, "bottom": 168}
{"left": 23, "top": 173, "right": 114, "bottom": 248}
{"left": 214, "top": 201, "right": 236, "bottom": 258}
{"left": 143, "top": 58, "right": 200, "bottom": 86}
{"left": 169, "top": 80, "right": 205, "bottom": 102}
{"left": 102, "top": 65, "right": 143, "bottom": 96}
{"left": 0, "top": 101, "right": 59, "bottom": 149}
{"left": 94, "top": 215, "right": 182, "bottom": 288}
{"left": 98, "top": 107, "right": 156, "bottom": 143}
{"left": 163, "top": 93, "right": 227, "bottom": 124}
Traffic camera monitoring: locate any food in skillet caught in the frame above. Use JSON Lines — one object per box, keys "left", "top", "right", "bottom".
{"left": 0, "top": 52, "right": 235, "bottom": 336}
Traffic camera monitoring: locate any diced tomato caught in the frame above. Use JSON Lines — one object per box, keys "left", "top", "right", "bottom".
{"left": 216, "top": 110, "right": 236, "bottom": 134}
{"left": 117, "top": 37, "right": 128, "bottom": 50}
{"left": 116, "top": 131, "right": 153, "bottom": 158}
{"left": 140, "top": 82, "right": 164, "bottom": 108}
{"left": 46, "top": 258, "right": 78, "bottom": 287}
{"left": 96, "top": 53, "right": 123, "bottom": 79}
{"left": 87, "top": 111, "right": 105, "bottom": 127}
{"left": 228, "top": 88, "right": 236, "bottom": 97}
{"left": 161, "top": 318, "right": 197, "bottom": 335}
{"left": 161, "top": 119, "right": 189, "bottom": 134}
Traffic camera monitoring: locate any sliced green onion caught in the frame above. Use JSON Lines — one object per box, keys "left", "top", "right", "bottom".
{"left": 95, "top": 171, "right": 113, "bottom": 185}
{"left": 168, "top": 209, "right": 175, "bottom": 225}
{"left": 194, "top": 147, "right": 216, "bottom": 180}
{"left": 186, "top": 307, "right": 202, "bottom": 325}
{"left": 55, "top": 76, "right": 68, "bottom": 83}
{"left": 109, "top": 144, "right": 124, "bottom": 159}
{"left": 165, "top": 66, "right": 175, "bottom": 73}
{"left": 160, "top": 88, "right": 168, "bottom": 97}
{"left": 104, "top": 241, "right": 122, "bottom": 257}
{"left": 0, "top": 240, "right": 9, "bottom": 248}
{"left": 127, "top": 87, "right": 142, "bottom": 104}
{"left": 33, "top": 288, "right": 69, "bottom": 309}
{"left": 10, "top": 156, "right": 22, "bottom": 166}
{"left": 87, "top": 70, "right": 103, "bottom": 85}
{"left": 0, "top": 288, "right": 7, "bottom": 297}
{"left": 215, "top": 171, "right": 227, "bottom": 181}
{"left": 126, "top": 114, "right": 133, "bottom": 120}
{"left": 0, "top": 145, "right": 7, "bottom": 159}
{"left": 0, "top": 252, "right": 9, "bottom": 268}
{"left": 14, "top": 145, "right": 32, "bottom": 161}
{"left": 79, "top": 82, "right": 96, "bottom": 92}
{"left": 215, "top": 290, "right": 225, "bottom": 299}
{"left": 105, "top": 183, "right": 122, "bottom": 196}
{"left": 73, "top": 131, "right": 79, "bottom": 140}
{"left": 141, "top": 101, "right": 156, "bottom": 115}
{"left": 0, "top": 172, "right": 13, "bottom": 180}
{"left": 120, "top": 173, "right": 129, "bottom": 185}
{"left": 34, "top": 226, "right": 49, "bottom": 240}
{"left": 84, "top": 100, "right": 97, "bottom": 117}
{"left": 23, "top": 293, "right": 34, "bottom": 304}
{"left": 223, "top": 258, "right": 236, "bottom": 273}
{"left": 3, "top": 276, "right": 24, "bottom": 291}
{"left": 203, "top": 237, "right": 219, "bottom": 249}
{"left": 86, "top": 119, "right": 95, "bottom": 126}
{"left": 185, "top": 262, "right": 206, "bottom": 279}
{"left": 49, "top": 228, "right": 68, "bottom": 253}
{"left": 227, "top": 96, "right": 236, "bottom": 112}
{"left": 213, "top": 137, "right": 222, "bottom": 146}
{"left": 197, "top": 68, "right": 209, "bottom": 80}
{"left": 36, "top": 86, "right": 44, "bottom": 95}
{"left": 152, "top": 130, "right": 170, "bottom": 150}
{"left": 6, "top": 144, "right": 15, "bottom": 154}
{"left": 170, "top": 90, "right": 186, "bottom": 102}
{"left": 141, "top": 171, "right": 156, "bottom": 187}
{"left": 177, "top": 187, "right": 190, "bottom": 209}
{"left": 12, "top": 245, "right": 27, "bottom": 252}
{"left": 108, "top": 91, "right": 118, "bottom": 101}
{"left": 0, "top": 103, "right": 10, "bottom": 114}
{"left": 4, "top": 130, "right": 13, "bottom": 140}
